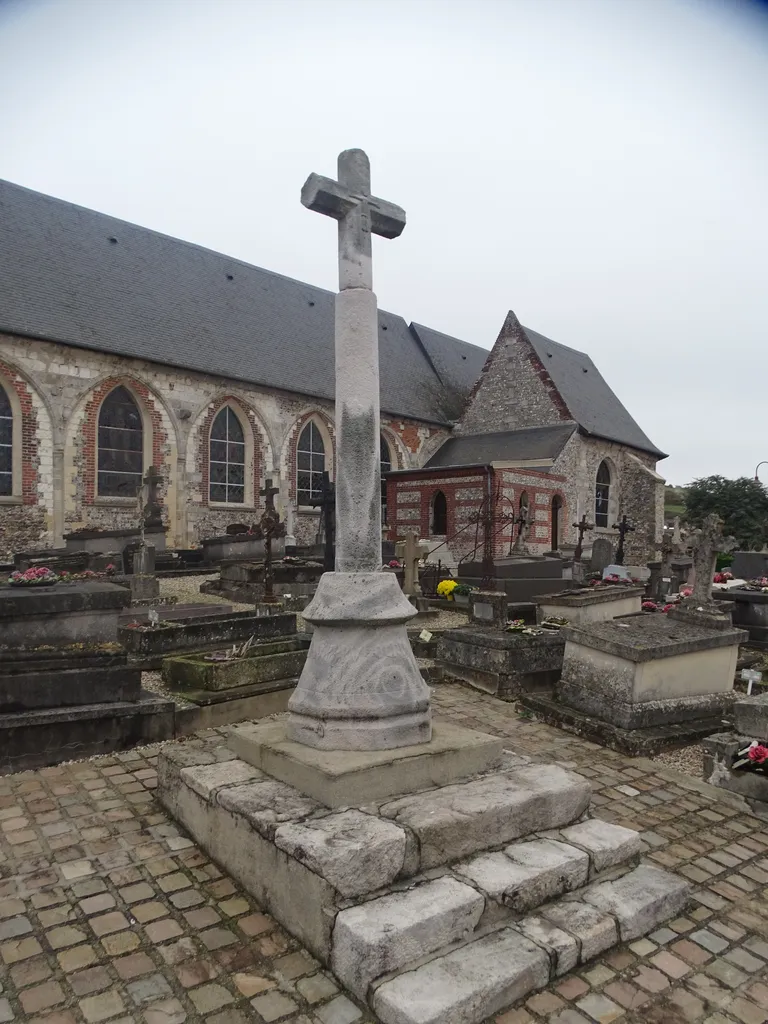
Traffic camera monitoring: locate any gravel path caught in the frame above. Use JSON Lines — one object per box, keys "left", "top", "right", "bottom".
{"left": 652, "top": 742, "right": 704, "bottom": 778}
{"left": 158, "top": 573, "right": 252, "bottom": 611}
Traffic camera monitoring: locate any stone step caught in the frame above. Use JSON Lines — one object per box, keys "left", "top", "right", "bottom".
{"left": 379, "top": 763, "right": 591, "bottom": 869}
{"left": 369, "top": 864, "right": 690, "bottom": 1024}
{"left": 332, "top": 876, "right": 485, "bottom": 1000}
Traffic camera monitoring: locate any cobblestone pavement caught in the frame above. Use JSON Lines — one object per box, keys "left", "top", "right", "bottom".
{"left": 1, "top": 684, "right": 767, "bottom": 1024}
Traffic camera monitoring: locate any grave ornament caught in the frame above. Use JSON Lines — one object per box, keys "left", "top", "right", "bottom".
{"left": 612, "top": 514, "right": 635, "bottom": 566}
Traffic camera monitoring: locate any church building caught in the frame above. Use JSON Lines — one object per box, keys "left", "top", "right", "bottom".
{"left": 0, "top": 179, "right": 666, "bottom": 564}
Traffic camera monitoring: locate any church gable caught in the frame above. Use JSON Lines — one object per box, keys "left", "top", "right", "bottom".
{"left": 454, "top": 311, "right": 572, "bottom": 437}
{"left": 455, "top": 309, "right": 665, "bottom": 460}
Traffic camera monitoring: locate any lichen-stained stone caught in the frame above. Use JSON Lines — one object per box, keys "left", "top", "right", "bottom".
{"left": 539, "top": 900, "right": 618, "bottom": 961}
{"left": 274, "top": 810, "right": 407, "bottom": 898}
{"left": 502, "top": 839, "right": 590, "bottom": 910}
{"left": 217, "top": 780, "right": 321, "bottom": 840}
{"left": 380, "top": 764, "right": 590, "bottom": 870}
{"left": 371, "top": 927, "right": 549, "bottom": 1024}
{"left": 180, "top": 760, "right": 266, "bottom": 801}
{"left": 581, "top": 865, "right": 690, "bottom": 941}
{"left": 517, "top": 915, "right": 579, "bottom": 976}
{"left": 558, "top": 819, "right": 643, "bottom": 874}
{"left": 455, "top": 839, "right": 588, "bottom": 913}
{"left": 331, "top": 877, "right": 484, "bottom": 999}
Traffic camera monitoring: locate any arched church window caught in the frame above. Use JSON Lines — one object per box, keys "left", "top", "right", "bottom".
{"left": 380, "top": 435, "right": 392, "bottom": 521}
{"left": 432, "top": 490, "right": 448, "bottom": 535}
{"left": 595, "top": 461, "right": 611, "bottom": 528}
{"left": 209, "top": 407, "right": 245, "bottom": 504}
{"left": 297, "top": 421, "right": 326, "bottom": 504}
{"left": 98, "top": 386, "right": 144, "bottom": 497}
{"left": 0, "top": 384, "right": 12, "bottom": 497}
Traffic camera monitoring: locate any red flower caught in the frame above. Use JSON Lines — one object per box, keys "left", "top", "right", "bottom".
{"left": 748, "top": 744, "right": 768, "bottom": 764}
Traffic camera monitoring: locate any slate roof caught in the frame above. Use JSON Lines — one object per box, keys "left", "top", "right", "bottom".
{"left": 0, "top": 179, "right": 483, "bottom": 424}
{"left": 522, "top": 328, "right": 666, "bottom": 458}
{"left": 0, "top": 179, "right": 664, "bottom": 456}
{"left": 424, "top": 424, "right": 577, "bottom": 469}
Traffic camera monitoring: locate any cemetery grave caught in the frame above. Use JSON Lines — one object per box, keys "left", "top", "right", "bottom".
{"left": 0, "top": 578, "right": 175, "bottom": 774}
{"left": 522, "top": 515, "right": 747, "bottom": 755}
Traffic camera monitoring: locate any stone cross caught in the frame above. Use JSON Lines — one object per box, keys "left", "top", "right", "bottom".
{"left": 573, "top": 513, "right": 594, "bottom": 563}
{"left": 259, "top": 478, "right": 284, "bottom": 602}
{"left": 288, "top": 149, "right": 431, "bottom": 751}
{"left": 301, "top": 149, "right": 405, "bottom": 572}
{"left": 309, "top": 472, "right": 336, "bottom": 572}
{"left": 142, "top": 466, "right": 164, "bottom": 529}
{"left": 687, "top": 514, "right": 737, "bottom": 606}
{"left": 511, "top": 504, "right": 530, "bottom": 555}
{"left": 612, "top": 514, "right": 635, "bottom": 566}
{"left": 395, "top": 531, "right": 429, "bottom": 597}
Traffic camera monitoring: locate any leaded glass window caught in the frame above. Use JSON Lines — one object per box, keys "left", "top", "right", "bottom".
{"left": 0, "top": 385, "right": 11, "bottom": 496}
{"left": 297, "top": 422, "right": 325, "bottom": 504}
{"left": 595, "top": 461, "right": 611, "bottom": 528}
{"left": 98, "top": 386, "right": 143, "bottom": 497}
{"left": 209, "top": 407, "right": 245, "bottom": 504}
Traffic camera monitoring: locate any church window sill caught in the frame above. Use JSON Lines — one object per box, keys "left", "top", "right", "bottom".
{"left": 0, "top": 495, "right": 22, "bottom": 505}
{"left": 208, "top": 502, "right": 256, "bottom": 511}
{"left": 93, "top": 496, "right": 137, "bottom": 507}
{"left": 297, "top": 507, "right": 320, "bottom": 515}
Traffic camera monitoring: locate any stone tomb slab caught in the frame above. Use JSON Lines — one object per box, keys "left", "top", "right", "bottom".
{"left": 521, "top": 610, "right": 745, "bottom": 754}
{"left": 0, "top": 581, "right": 130, "bottom": 647}
{"left": 556, "top": 611, "right": 744, "bottom": 729}
{"left": 733, "top": 693, "right": 768, "bottom": 742}
{"left": 537, "top": 585, "right": 645, "bottom": 625}
{"left": 437, "top": 626, "right": 564, "bottom": 700}
{"left": 228, "top": 718, "right": 503, "bottom": 807}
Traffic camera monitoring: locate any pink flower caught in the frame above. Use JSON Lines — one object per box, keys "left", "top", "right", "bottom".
{"left": 642, "top": 601, "right": 658, "bottom": 612}
{"left": 662, "top": 604, "right": 674, "bottom": 613}
{"left": 748, "top": 744, "right": 768, "bottom": 765}
{"left": 681, "top": 587, "right": 693, "bottom": 597}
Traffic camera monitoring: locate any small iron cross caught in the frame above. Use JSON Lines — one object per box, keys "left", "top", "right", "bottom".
{"left": 612, "top": 514, "right": 635, "bottom": 566}
{"left": 259, "top": 478, "right": 282, "bottom": 602}
{"left": 572, "top": 514, "right": 595, "bottom": 563}
{"left": 301, "top": 149, "right": 406, "bottom": 291}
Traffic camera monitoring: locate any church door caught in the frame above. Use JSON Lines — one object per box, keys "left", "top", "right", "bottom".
{"left": 551, "top": 495, "right": 562, "bottom": 551}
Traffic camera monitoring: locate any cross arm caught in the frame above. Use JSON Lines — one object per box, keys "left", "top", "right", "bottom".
{"left": 300, "top": 173, "right": 406, "bottom": 239}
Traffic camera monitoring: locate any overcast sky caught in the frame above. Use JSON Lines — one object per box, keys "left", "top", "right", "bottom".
{"left": 2, "top": 0, "right": 767, "bottom": 486}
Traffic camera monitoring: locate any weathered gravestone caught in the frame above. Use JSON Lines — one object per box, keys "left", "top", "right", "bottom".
{"left": 589, "top": 536, "right": 613, "bottom": 573}
{"left": 157, "top": 149, "right": 690, "bottom": 1024}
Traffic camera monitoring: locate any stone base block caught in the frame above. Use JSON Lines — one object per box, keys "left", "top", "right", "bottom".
{"left": 0, "top": 691, "right": 175, "bottom": 774}
{"left": 702, "top": 732, "right": 768, "bottom": 820}
{"left": 227, "top": 719, "right": 504, "bottom": 807}
{"left": 519, "top": 692, "right": 731, "bottom": 756}
{"left": 156, "top": 733, "right": 689, "bottom": 1023}
{"left": 437, "top": 627, "right": 564, "bottom": 700}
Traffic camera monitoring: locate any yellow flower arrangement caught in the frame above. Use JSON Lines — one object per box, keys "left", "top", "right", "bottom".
{"left": 437, "top": 579, "right": 458, "bottom": 599}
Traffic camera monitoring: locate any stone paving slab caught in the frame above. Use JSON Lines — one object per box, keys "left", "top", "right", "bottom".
{"left": 0, "top": 683, "right": 766, "bottom": 1024}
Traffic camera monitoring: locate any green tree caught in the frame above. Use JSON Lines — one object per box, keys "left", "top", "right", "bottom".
{"left": 684, "top": 476, "right": 768, "bottom": 550}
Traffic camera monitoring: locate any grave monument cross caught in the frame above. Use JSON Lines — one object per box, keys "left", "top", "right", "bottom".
{"left": 687, "top": 514, "right": 737, "bottom": 607}
{"left": 510, "top": 504, "right": 530, "bottom": 556}
{"left": 287, "top": 149, "right": 431, "bottom": 750}
{"left": 259, "top": 478, "right": 281, "bottom": 602}
{"left": 573, "top": 513, "right": 594, "bottom": 563}
{"left": 395, "top": 530, "right": 429, "bottom": 597}
{"left": 612, "top": 514, "right": 635, "bottom": 566}
{"left": 142, "top": 466, "right": 164, "bottom": 529}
